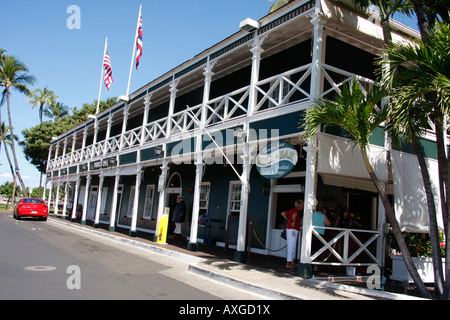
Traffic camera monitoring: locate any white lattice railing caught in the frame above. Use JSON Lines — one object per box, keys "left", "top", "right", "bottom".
{"left": 204, "top": 85, "right": 250, "bottom": 126}
{"left": 169, "top": 104, "right": 202, "bottom": 135}
{"left": 254, "top": 63, "right": 312, "bottom": 112}
{"left": 142, "top": 117, "right": 168, "bottom": 144}
{"left": 321, "top": 63, "right": 376, "bottom": 99}
{"left": 311, "top": 226, "right": 380, "bottom": 266}
{"left": 120, "top": 126, "right": 143, "bottom": 150}
{"left": 49, "top": 63, "right": 380, "bottom": 172}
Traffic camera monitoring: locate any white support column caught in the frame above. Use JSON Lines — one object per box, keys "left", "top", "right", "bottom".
{"left": 54, "top": 141, "right": 60, "bottom": 166}
{"left": 81, "top": 174, "right": 91, "bottom": 225}
{"left": 300, "top": 145, "right": 319, "bottom": 266}
{"left": 154, "top": 158, "right": 169, "bottom": 242}
{"left": 109, "top": 172, "right": 121, "bottom": 232}
{"left": 105, "top": 114, "right": 112, "bottom": 141}
{"left": 235, "top": 122, "right": 252, "bottom": 262}
{"left": 94, "top": 174, "right": 105, "bottom": 228}
{"left": 46, "top": 144, "right": 53, "bottom": 174}
{"left": 70, "top": 133, "right": 77, "bottom": 165}
{"left": 119, "top": 105, "right": 130, "bottom": 151}
{"left": 166, "top": 79, "right": 179, "bottom": 137}
{"left": 188, "top": 162, "right": 205, "bottom": 251}
{"left": 53, "top": 182, "right": 61, "bottom": 217}
{"left": 187, "top": 59, "right": 215, "bottom": 251}
{"left": 309, "top": 13, "right": 326, "bottom": 99}
{"left": 61, "top": 181, "right": 69, "bottom": 220}
{"left": 71, "top": 178, "right": 80, "bottom": 221}
{"left": 247, "top": 35, "right": 265, "bottom": 116}
{"left": 140, "top": 92, "right": 152, "bottom": 145}
{"left": 81, "top": 127, "right": 88, "bottom": 160}
{"left": 92, "top": 117, "right": 99, "bottom": 147}
{"left": 298, "top": 13, "right": 325, "bottom": 278}
{"left": 234, "top": 34, "right": 264, "bottom": 262}
{"left": 129, "top": 165, "right": 143, "bottom": 237}
{"left": 47, "top": 181, "right": 53, "bottom": 214}
{"left": 42, "top": 179, "right": 47, "bottom": 202}
{"left": 62, "top": 137, "right": 68, "bottom": 158}
{"left": 81, "top": 127, "right": 88, "bottom": 150}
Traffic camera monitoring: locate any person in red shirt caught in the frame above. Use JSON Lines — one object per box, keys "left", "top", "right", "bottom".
{"left": 281, "top": 200, "right": 304, "bottom": 269}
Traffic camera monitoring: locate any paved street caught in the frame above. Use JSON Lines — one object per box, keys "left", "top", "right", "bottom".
{"left": 0, "top": 212, "right": 261, "bottom": 300}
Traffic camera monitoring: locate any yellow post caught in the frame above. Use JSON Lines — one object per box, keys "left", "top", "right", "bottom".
{"left": 157, "top": 207, "right": 170, "bottom": 244}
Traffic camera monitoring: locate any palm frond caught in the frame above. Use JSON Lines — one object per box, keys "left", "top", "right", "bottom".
{"left": 302, "top": 80, "right": 388, "bottom": 152}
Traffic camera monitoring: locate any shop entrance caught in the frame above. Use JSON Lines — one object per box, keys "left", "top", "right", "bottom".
{"left": 267, "top": 175, "right": 305, "bottom": 258}
{"left": 165, "top": 172, "right": 182, "bottom": 234}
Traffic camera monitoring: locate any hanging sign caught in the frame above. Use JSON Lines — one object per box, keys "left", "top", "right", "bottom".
{"left": 256, "top": 141, "right": 298, "bottom": 179}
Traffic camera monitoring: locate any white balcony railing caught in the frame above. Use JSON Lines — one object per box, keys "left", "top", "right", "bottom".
{"left": 254, "top": 63, "right": 312, "bottom": 112}
{"left": 47, "top": 63, "right": 376, "bottom": 172}
{"left": 311, "top": 226, "right": 380, "bottom": 266}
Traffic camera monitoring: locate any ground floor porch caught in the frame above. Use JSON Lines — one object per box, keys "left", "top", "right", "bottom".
{"left": 45, "top": 214, "right": 435, "bottom": 298}
{"left": 45, "top": 133, "right": 389, "bottom": 278}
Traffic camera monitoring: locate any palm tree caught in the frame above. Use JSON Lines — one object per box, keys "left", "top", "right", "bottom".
{"left": 44, "top": 101, "right": 69, "bottom": 122}
{"left": 411, "top": 0, "right": 450, "bottom": 40}
{"left": 28, "top": 86, "right": 58, "bottom": 123}
{"left": 302, "top": 80, "right": 432, "bottom": 298}
{"left": 27, "top": 86, "right": 58, "bottom": 197}
{"left": 0, "top": 49, "right": 35, "bottom": 198}
{"left": 0, "top": 122, "right": 19, "bottom": 209}
{"left": 353, "top": 0, "right": 414, "bottom": 46}
{"left": 380, "top": 22, "right": 450, "bottom": 298}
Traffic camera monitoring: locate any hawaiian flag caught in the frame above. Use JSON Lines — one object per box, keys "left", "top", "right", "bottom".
{"left": 135, "top": 12, "right": 143, "bottom": 69}
{"left": 103, "top": 46, "right": 113, "bottom": 90}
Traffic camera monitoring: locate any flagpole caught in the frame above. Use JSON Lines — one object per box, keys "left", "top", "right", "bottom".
{"left": 126, "top": 5, "right": 142, "bottom": 97}
{"left": 96, "top": 37, "right": 108, "bottom": 116}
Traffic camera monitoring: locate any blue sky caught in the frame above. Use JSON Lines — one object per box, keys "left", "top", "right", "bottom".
{"left": 0, "top": 0, "right": 419, "bottom": 190}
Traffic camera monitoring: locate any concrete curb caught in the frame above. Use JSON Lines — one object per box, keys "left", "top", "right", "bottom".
{"left": 47, "top": 218, "right": 427, "bottom": 301}
{"left": 188, "top": 264, "right": 299, "bottom": 300}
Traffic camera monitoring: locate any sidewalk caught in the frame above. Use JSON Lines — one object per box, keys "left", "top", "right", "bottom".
{"left": 47, "top": 216, "right": 424, "bottom": 300}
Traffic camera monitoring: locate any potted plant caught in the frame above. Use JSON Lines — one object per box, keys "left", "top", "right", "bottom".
{"left": 389, "top": 233, "right": 446, "bottom": 283}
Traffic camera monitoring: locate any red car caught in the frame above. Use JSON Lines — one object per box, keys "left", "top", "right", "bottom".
{"left": 13, "top": 198, "right": 49, "bottom": 221}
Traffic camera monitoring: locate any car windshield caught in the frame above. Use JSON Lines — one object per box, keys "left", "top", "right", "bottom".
{"left": 23, "top": 199, "right": 44, "bottom": 204}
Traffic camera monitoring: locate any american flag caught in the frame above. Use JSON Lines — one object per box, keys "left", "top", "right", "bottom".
{"left": 103, "top": 46, "right": 113, "bottom": 90}
{"left": 135, "top": 12, "right": 143, "bottom": 69}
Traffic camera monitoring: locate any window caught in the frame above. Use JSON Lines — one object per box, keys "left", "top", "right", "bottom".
{"left": 23, "top": 199, "right": 44, "bottom": 204}
{"left": 199, "top": 182, "right": 211, "bottom": 210}
{"left": 126, "top": 186, "right": 135, "bottom": 218}
{"left": 143, "top": 185, "right": 155, "bottom": 219}
{"left": 228, "top": 181, "right": 242, "bottom": 215}
{"left": 100, "top": 187, "right": 108, "bottom": 215}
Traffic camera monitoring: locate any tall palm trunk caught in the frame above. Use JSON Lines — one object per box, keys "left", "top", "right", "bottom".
{"left": 411, "top": 130, "right": 445, "bottom": 297}
{"left": 2, "top": 133, "right": 17, "bottom": 210}
{"left": 433, "top": 106, "right": 450, "bottom": 299}
{"left": 410, "top": 0, "right": 429, "bottom": 40}
{"left": 360, "top": 149, "right": 432, "bottom": 298}
{"left": 5, "top": 89, "right": 28, "bottom": 197}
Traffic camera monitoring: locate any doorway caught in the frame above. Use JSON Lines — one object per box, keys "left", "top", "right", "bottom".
{"left": 165, "top": 172, "right": 182, "bottom": 234}
{"left": 267, "top": 177, "right": 305, "bottom": 258}
{"left": 87, "top": 186, "right": 98, "bottom": 221}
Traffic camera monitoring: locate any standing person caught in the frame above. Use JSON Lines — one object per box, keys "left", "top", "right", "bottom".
{"left": 172, "top": 195, "right": 186, "bottom": 235}
{"left": 311, "top": 201, "right": 332, "bottom": 272}
{"left": 281, "top": 200, "right": 304, "bottom": 269}
{"left": 312, "top": 202, "right": 331, "bottom": 235}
